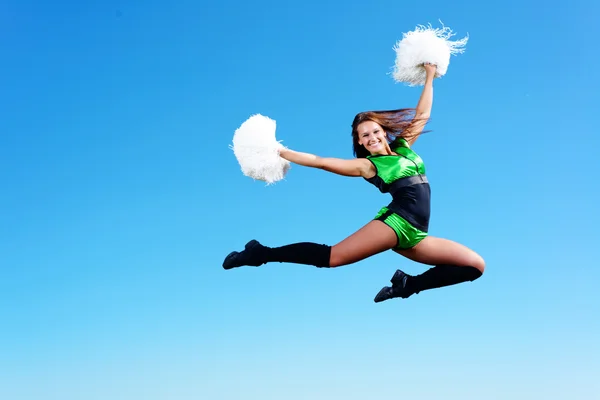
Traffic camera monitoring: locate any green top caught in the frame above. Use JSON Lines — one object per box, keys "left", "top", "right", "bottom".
{"left": 366, "top": 138, "right": 426, "bottom": 185}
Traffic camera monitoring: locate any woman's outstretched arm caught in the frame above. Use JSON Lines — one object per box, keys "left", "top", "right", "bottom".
{"left": 404, "top": 63, "right": 436, "bottom": 146}
{"left": 279, "top": 148, "right": 374, "bottom": 178}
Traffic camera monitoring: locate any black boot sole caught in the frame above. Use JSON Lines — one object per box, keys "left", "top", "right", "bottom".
{"left": 378, "top": 269, "right": 413, "bottom": 300}
{"left": 222, "top": 240, "right": 262, "bottom": 269}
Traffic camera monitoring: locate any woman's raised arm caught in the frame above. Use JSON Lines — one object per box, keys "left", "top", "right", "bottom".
{"left": 404, "top": 63, "right": 436, "bottom": 146}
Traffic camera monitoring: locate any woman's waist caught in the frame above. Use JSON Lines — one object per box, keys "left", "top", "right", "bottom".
{"left": 386, "top": 180, "right": 431, "bottom": 231}
{"left": 388, "top": 174, "right": 428, "bottom": 194}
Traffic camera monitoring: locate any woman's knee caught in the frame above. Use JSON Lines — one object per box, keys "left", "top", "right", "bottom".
{"left": 470, "top": 252, "right": 485, "bottom": 274}
{"left": 328, "top": 243, "right": 388, "bottom": 268}
{"left": 328, "top": 247, "right": 352, "bottom": 268}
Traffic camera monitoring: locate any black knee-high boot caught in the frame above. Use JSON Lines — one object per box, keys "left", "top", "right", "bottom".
{"left": 407, "top": 264, "right": 483, "bottom": 294}
{"left": 374, "top": 265, "right": 482, "bottom": 302}
{"left": 223, "top": 239, "right": 332, "bottom": 269}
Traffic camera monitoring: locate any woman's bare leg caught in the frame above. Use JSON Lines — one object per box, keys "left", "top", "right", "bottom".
{"left": 328, "top": 220, "right": 398, "bottom": 267}
{"left": 223, "top": 220, "right": 397, "bottom": 269}
{"left": 395, "top": 236, "right": 485, "bottom": 272}
{"left": 374, "top": 236, "right": 485, "bottom": 302}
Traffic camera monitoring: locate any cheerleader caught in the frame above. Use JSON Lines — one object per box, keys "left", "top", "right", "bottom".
{"left": 224, "top": 63, "right": 484, "bottom": 302}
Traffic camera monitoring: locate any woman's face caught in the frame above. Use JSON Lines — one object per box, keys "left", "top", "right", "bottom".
{"left": 356, "top": 121, "right": 387, "bottom": 154}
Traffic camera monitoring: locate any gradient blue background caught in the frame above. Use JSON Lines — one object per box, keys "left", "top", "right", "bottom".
{"left": 1, "top": 0, "right": 599, "bottom": 399}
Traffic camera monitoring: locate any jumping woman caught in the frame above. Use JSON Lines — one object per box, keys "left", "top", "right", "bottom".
{"left": 223, "top": 63, "right": 485, "bottom": 302}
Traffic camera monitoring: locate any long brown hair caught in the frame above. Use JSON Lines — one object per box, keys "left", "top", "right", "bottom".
{"left": 351, "top": 109, "right": 430, "bottom": 158}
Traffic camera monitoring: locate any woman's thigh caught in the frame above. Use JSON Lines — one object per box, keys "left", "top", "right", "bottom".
{"left": 395, "top": 236, "right": 485, "bottom": 272}
{"left": 329, "top": 220, "right": 398, "bottom": 267}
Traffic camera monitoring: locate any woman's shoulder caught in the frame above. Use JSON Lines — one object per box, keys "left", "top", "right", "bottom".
{"left": 391, "top": 138, "right": 410, "bottom": 150}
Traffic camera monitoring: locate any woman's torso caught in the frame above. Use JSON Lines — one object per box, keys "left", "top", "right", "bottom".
{"left": 364, "top": 138, "right": 431, "bottom": 232}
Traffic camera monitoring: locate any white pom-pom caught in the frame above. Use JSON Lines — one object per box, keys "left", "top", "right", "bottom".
{"left": 391, "top": 22, "right": 468, "bottom": 86}
{"left": 230, "top": 114, "right": 290, "bottom": 185}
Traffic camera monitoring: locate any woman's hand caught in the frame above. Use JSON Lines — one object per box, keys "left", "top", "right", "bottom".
{"left": 423, "top": 62, "right": 437, "bottom": 78}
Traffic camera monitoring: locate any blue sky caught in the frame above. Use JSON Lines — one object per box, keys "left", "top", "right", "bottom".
{"left": 1, "top": 0, "right": 599, "bottom": 399}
